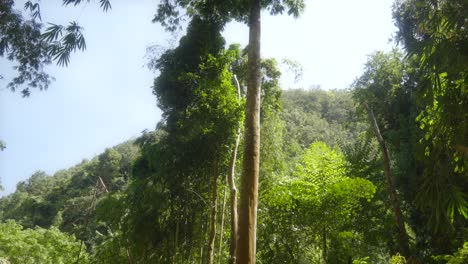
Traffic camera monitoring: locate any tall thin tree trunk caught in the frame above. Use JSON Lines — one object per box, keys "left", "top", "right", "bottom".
{"left": 126, "top": 247, "right": 133, "bottom": 264}
{"left": 229, "top": 131, "right": 241, "bottom": 264}
{"left": 208, "top": 163, "right": 219, "bottom": 264}
{"left": 200, "top": 221, "right": 205, "bottom": 264}
{"left": 236, "top": 1, "right": 262, "bottom": 259}
{"left": 322, "top": 226, "right": 327, "bottom": 264}
{"left": 228, "top": 75, "right": 242, "bottom": 264}
{"left": 173, "top": 221, "right": 179, "bottom": 264}
{"left": 125, "top": 239, "right": 133, "bottom": 264}
{"left": 218, "top": 180, "right": 228, "bottom": 263}
{"left": 364, "top": 102, "right": 410, "bottom": 257}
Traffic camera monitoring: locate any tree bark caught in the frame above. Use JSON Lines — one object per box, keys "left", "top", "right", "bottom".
{"left": 322, "top": 226, "right": 327, "bottom": 264}
{"left": 125, "top": 239, "right": 133, "bottom": 264}
{"left": 229, "top": 130, "right": 241, "bottom": 264}
{"left": 228, "top": 75, "right": 242, "bottom": 264}
{"left": 364, "top": 102, "right": 410, "bottom": 257}
{"left": 208, "top": 164, "right": 219, "bottom": 264}
{"left": 218, "top": 180, "right": 227, "bottom": 263}
{"left": 236, "top": 0, "right": 261, "bottom": 262}
{"left": 200, "top": 221, "right": 205, "bottom": 264}
{"left": 174, "top": 221, "right": 180, "bottom": 264}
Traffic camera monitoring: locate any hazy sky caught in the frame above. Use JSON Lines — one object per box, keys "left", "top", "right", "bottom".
{"left": 0, "top": 0, "right": 396, "bottom": 195}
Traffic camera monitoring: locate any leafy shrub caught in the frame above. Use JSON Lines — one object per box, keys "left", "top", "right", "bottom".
{"left": 0, "top": 220, "right": 88, "bottom": 264}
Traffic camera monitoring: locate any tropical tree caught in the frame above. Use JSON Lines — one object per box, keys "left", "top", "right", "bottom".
{"left": 0, "top": 0, "right": 104, "bottom": 96}
{"left": 0, "top": 220, "right": 89, "bottom": 264}
{"left": 152, "top": 1, "right": 305, "bottom": 261}
{"left": 123, "top": 16, "right": 243, "bottom": 262}
{"left": 393, "top": 0, "right": 468, "bottom": 237}
{"left": 353, "top": 47, "right": 468, "bottom": 259}
{"left": 262, "top": 142, "right": 376, "bottom": 263}
{"left": 353, "top": 50, "right": 418, "bottom": 258}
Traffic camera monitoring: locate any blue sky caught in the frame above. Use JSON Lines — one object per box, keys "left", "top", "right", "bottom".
{"left": 0, "top": 0, "right": 396, "bottom": 195}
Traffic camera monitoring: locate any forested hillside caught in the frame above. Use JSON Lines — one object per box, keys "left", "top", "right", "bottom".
{"left": 2, "top": 87, "right": 466, "bottom": 263}
{"left": 1, "top": 88, "right": 368, "bottom": 262}
{"left": 1, "top": 0, "right": 467, "bottom": 263}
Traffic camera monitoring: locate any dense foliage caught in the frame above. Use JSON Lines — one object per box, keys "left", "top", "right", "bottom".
{"left": 0, "top": 220, "right": 89, "bottom": 264}
{"left": 1, "top": 0, "right": 466, "bottom": 263}
{"left": 2, "top": 84, "right": 466, "bottom": 263}
{"left": 1, "top": 87, "right": 374, "bottom": 262}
